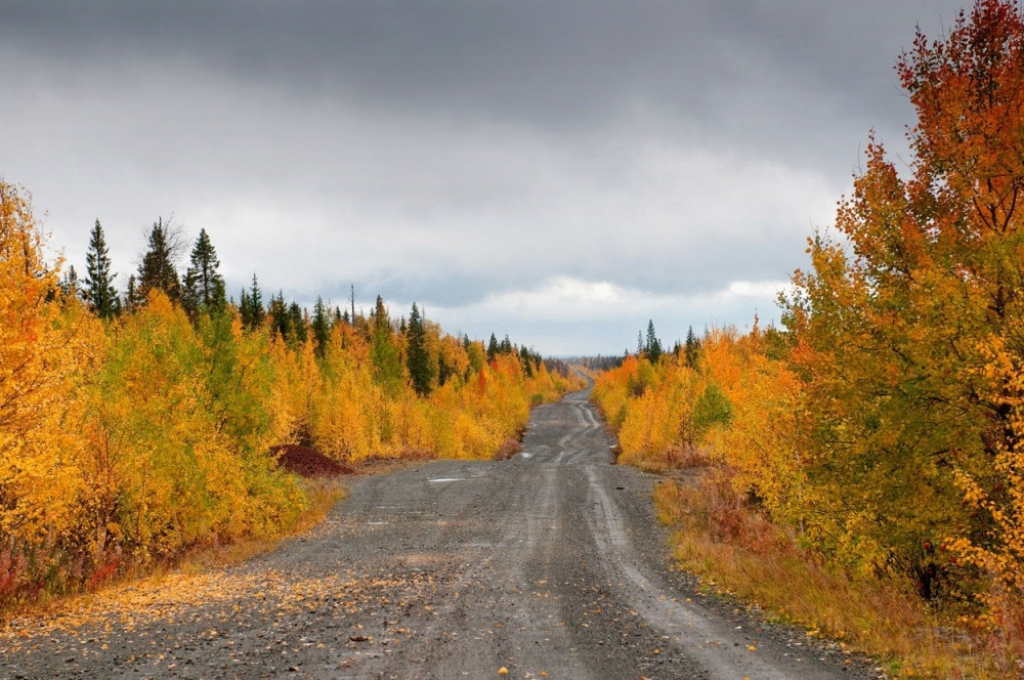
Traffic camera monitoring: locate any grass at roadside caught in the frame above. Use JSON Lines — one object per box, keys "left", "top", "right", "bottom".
{"left": 654, "top": 474, "right": 1017, "bottom": 679}
{"left": 0, "top": 478, "right": 346, "bottom": 625}
{"left": 178, "top": 477, "right": 347, "bottom": 574}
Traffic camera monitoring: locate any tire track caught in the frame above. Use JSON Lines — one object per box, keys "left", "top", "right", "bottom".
{"left": 0, "top": 386, "right": 874, "bottom": 680}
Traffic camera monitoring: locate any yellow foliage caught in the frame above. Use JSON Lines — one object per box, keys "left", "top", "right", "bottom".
{"left": 310, "top": 343, "right": 380, "bottom": 462}
{"left": 85, "top": 292, "right": 304, "bottom": 564}
{"left": 0, "top": 174, "right": 572, "bottom": 602}
{"left": 0, "top": 181, "right": 97, "bottom": 568}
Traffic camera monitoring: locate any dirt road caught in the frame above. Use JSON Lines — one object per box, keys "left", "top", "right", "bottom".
{"left": 1, "top": 386, "right": 874, "bottom": 679}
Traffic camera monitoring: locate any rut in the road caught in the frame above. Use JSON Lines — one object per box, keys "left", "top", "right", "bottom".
{"left": 0, "top": 387, "right": 873, "bottom": 680}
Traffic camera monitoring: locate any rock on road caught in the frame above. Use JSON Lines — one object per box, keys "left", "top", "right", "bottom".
{"left": 1, "top": 386, "right": 875, "bottom": 680}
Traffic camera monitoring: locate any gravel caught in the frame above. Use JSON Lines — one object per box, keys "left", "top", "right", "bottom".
{"left": 0, "top": 386, "right": 879, "bottom": 680}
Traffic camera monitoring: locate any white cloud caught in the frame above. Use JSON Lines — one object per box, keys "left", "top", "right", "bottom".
{"left": 421, "top": 276, "right": 792, "bottom": 354}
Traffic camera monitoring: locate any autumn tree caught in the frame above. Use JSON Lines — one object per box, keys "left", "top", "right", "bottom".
{"left": 438, "top": 333, "right": 471, "bottom": 386}
{"left": 0, "top": 179, "right": 97, "bottom": 569}
{"left": 137, "top": 218, "right": 181, "bottom": 303}
{"left": 182, "top": 228, "right": 226, "bottom": 318}
{"left": 370, "top": 295, "right": 403, "bottom": 394}
{"left": 83, "top": 220, "right": 119, "bottom": 319}
{"left": 0, "top": 174, "right": 576, "bottom": 601}
{"left": 782, "top": 0, "right": 1024, "bottom": 598}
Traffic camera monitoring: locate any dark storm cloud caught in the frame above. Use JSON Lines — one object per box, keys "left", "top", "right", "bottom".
{"left": 0, "top": 0, "right": 968, "bottom": 353}
{"left": 2, "top": 1, "right": 956, "bottom": 152}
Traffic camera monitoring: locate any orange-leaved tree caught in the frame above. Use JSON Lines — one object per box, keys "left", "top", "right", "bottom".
{"left": 0, "top": 180, "right": 101, "bottom": 591}
{"left": 782, "top": 0, "right": 1024, "bottom": 599}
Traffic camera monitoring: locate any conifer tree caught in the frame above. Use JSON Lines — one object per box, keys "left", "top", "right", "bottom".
{"left": 124, "top": 274, "right": 143, "bottom": 313}
{"left": 487, "top": 333, "right": 499, "bottom": 361}
{"left": 137, "top": 218, "right": 180, "bottom": 302}
{"left": 288, "top": 302, "right": 307, "bottom": 343}
{"left": 269, "top": 292, "right": 292, "bottom": 341}
{"left": 311, "top": 296, "right": 330, "bottom": 356}
{"left": 240, "top": 274, "right": 264, "bottom": 330}
{"left": 406, "top": 302, "right": 434, "bottom": 396}
{"left": 83, "top": 220, "right": 119, "bottom": 319}
{"left": 519, "top": 346, "right": 535, "bottom": 377}
{"left": 182, "top": 228, "right": 226, "bottom": 317}
{"left": 645, "top": 320, "right": 663, "bottom": 363}
{"left": 239, "top": 287, "right": 250, "bottom": 326}
{"left": 59, "top": 265, "right": 80, "bottom": 299}
{"left": 684, "top": 326, "right": 701, "bottom": 367}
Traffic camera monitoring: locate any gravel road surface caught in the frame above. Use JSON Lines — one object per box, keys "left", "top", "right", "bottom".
{"left": 1, "top": 386, "right": 876, "bottom": 679}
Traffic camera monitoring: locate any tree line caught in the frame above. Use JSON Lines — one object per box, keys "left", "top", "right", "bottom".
{"left": 1, "top": 187, "right": 576, "bottom": 603}
{"left": 62, "top": 216, "right": 555, "bottom": 397}
{"left": 594, "top": 0, "right": 1024, "bottom": 659}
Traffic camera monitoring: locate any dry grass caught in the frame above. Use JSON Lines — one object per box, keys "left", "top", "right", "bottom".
{"left": 619, "top": 444, "right": 713, "bottom": 474}
{"left": 179, "top": 478, "right": 346, "bottom": 573}
{"left": 0, "top": 479, "right": 347, "bottom": 624}
{"left": 654, "top": 474, "right": 1016, "bottom": 679}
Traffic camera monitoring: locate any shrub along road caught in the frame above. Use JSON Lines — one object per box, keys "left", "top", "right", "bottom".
{"left": 1, "top": 386, "right": 874, "bottom": 679}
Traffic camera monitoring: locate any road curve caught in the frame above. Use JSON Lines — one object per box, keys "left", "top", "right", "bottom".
{"left": 0, "top": 386, "right": 874, "bottom": 679}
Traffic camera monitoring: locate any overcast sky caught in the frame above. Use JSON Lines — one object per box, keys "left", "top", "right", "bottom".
{"left": 0, "top": 1, "right": 967, "bottom": 355}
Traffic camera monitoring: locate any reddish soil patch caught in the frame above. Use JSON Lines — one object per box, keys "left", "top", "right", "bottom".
{"left": 494, "top": 437, "right": 523, "bottom": 461}
{"left": 271, "top": 445, "right": 355, "bottom": 478}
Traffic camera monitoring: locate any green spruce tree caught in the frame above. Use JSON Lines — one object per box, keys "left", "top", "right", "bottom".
{"left": 182, "top": 228, "right": 226, "bottom": 318}
{"left": 644, "top": 319, "right": 663, "bottom": 363}
{"left": 288, "top": 302, "right": 307, "bottom": 343}
{"left": 137, "top": 218, "right": 181, "bottom": 302}
{"left": 684, "top": 326, "right": 701, "bottom": 368}
{"left": 406, "top": 302, "right": 434, "bottom": 396}
{"left": 83, "top": 220, "right": 120, "bottom": 318}
{"left": 311, "top": 296, "right": 331, "bottom": 356}
{"left": 487, "top": 333, "right": 499, "bottom": 361}
{"left": 269, "top": 291, "right": 292, "bottom": 341}
{"left": 240, "top": 274, "right": 264, "bottom": 330}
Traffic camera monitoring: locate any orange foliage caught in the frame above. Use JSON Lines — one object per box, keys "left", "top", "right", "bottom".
{"left": 0, "top": 181, "right": 100, "bottom": 591}
{"left": 0, "top": 175, "right": 573, "bottom": 602}
{"left": 596, "top": 5, "right": 1024, "bottom": 657}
